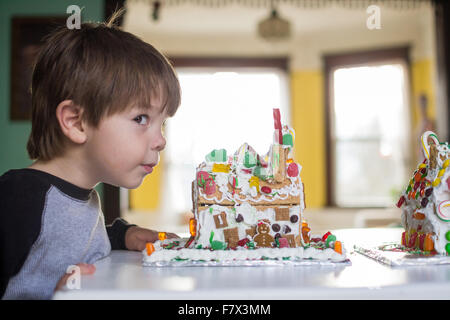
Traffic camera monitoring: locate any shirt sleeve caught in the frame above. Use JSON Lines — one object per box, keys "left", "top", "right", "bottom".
{"left": 0, "top": 172, "right": 47, "bottom": 299}
{"left": 106, "top": 218, "right": 136, "bottom": 250}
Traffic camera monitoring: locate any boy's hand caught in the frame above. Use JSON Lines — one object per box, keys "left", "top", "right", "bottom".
{"left": 54, "top": 263, "right": 96, "bottom": 292}
{"left": 125, "top": 226, "right": 179, "bottom": 251}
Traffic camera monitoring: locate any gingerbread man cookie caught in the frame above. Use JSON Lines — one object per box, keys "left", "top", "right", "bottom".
{"left": 253, "top": 220, "right": 274, "bottom": 248}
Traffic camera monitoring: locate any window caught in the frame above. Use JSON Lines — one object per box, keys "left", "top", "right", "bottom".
{"left": 324, "top": 47, "right": 412, "bottom": 207}
{"left": 160, "top": 67, "right": 290, "bottom": 219}
{"left": 332, "top": 63, "right": 410, "bottom": 206}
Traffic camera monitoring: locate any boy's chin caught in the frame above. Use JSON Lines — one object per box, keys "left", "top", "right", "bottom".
{"left": 108, "top": 176, "right": 144, "bottom": 190}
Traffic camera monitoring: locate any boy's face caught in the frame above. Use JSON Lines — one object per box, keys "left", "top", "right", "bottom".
{"left": 84, "top": 96, "right": 168, "bottom": 189}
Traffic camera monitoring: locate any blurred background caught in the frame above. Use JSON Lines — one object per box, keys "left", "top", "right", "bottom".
{"left": 1, "top": 0, "right": 449, "bottom": 236}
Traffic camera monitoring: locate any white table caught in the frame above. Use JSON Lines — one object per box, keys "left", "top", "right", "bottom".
{"left": 53, "top": 228, "right": 450, "bottom": 300}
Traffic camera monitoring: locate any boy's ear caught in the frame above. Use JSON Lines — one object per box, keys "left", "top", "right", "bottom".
{"left": 55, "top": 100, "right": 87, "bottom": 144}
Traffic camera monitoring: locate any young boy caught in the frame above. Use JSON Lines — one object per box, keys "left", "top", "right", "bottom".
{"left": 0, "top": 13, "right": 181, "bottom": 299}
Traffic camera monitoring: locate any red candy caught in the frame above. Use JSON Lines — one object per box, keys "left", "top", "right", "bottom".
{"left": 237, "top": 238, "right": 249, "bottom": 247}
{"left": 204, "top": 179, "right": 216, "bottom": 195}
{"left": 322, "top": 231, "right": 332, "bottom": 242}
{"left": 261, "top": 186, "right": 272, "bottom": 194}
{"left": 396, "top": 196, "right": 406, "bottom": 208}
{"left": 408, "top": 232, "right": 418, "bottom": 248}
{"left": 287, "top": 163, "right": 299, "bottom": 177}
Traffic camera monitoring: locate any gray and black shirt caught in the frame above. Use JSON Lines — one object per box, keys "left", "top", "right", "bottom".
{"left": 0, "top": 168, "right": 135, "bottom": 300}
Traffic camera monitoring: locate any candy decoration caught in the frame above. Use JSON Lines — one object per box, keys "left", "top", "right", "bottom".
{"left": 212, "top": 163, "right": 230, "bottom": 173}
{"left": 446, "top": 243, "right": 450, "bottom": 254}
{"left": 272, "top": 223, "right": 281, "bottom": 232}
{"left": 401, "top": 232, "right": 407, "bottom": 246}
{"left": 425, "top": 188, "right": 433, "bottom": 197}
{"left": 334, "top": 241, "right": 342, "bottom": 254}
{"left": 408, "top": 232, "right": 418, "bottom": 248}
{"left": 189, "top": 218, "right": 197, "bottom": 237}
{"left": 421, "top": 197, "right": 429, "bottom": 208}
{"left": 446, "top": 231, "right": 450, "bottom": 242}
{"left": 438, "top": 169, "right": 445, "bottom": 177}
{"left": 396, "top": 195, "right": 406, "bottom": 208}
{"left": 290, "top": 215, "right": 299, "bottom": 223}
{"left": 325, "top": 234, "right": 337, "bottom": 248}
{"left": 443, "top": 159, "right": 450, "bottom": 169}
{"left": 437, "top": 200, "right": 450, "bottom": 222}
{"left": 244, "top": 152, "right": 257, "bottom": 168}
{"left": 287, "top": 162, "right": 299, "bottom": 177}
{"left": 209, "top": 231, "right": 227, "bottom": 250}
{"left": 146, "top": 243, "right": 155, "bottom": 256}
{"left": 282, "top": 133, "right": 294, "bottom": 147}
{"left": 204, "top": 179, "right": 216, "bottom": 195}
{"left": 158, "top": 232, "right": 167, "bottom": 241}
{"left": 273, "top": 108, "right": 283, "bottom": 144}
{"left": 236, "top": 214, "right": 244, "bottom": 223}
{"left": 432, "top": 178, "right": 441, "bottom": 187}
{"left": 447, "top": 177, "right": 450, "bottom": 190}
{"left": 424, "top": 234, "right": 434, "bottom": 251}
{"left": 322, "top": 231, "right": 331, "bottom": 242}
{"left": 249, "top": 176, "right": 260, "bottom": 192}
{"left": 420, "top": 131, "right": 440, "bottom": 159}
{"left": 413, "top": 211, "right": 426, "bottom": 220}
{"left": 284, "top": 225, "right": 291, "bottom": 234}
{"left": 261, "top": 186, "right": 272, "bottom": 194}
{"left": 206, "top": 149, "right": 227, "bottom": 162}
{"left": 197, "top": 171, "right": 211, "bottom": 187}
{"left": 278, "top": 237, "right": 289, "bottom": 248}
{"left": 237, "top": 238, "right": 249, "bottom": 247}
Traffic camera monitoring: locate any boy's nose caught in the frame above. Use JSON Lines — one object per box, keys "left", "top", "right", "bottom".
{"left": 152, "top": 133, "right": 166, "bottom": 152}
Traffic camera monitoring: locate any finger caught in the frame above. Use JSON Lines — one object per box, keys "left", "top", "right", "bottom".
{"left": 76, "top": 263, "right": 96, "bottom": 275}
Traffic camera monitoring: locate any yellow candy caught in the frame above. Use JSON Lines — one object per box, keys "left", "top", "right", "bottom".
{"left": 249, "top": 176, "right": 260, "bottom": 192}
{"left": 212, "top": 163, "right": 230, "bottom": 173}
{"left": 438, "top": 169, "right": 445, "bottom": 177}
{"left": 432, "top": 178, "right": 441, "bottom": 187}
{"left": 418, "top": 163, "right": 427, "bottom": 169}
{"left": 443, "top": 159, "right": 450, "bottom": 169}
{"left": 158, "top": 232, "right": 167, "bottom": 241}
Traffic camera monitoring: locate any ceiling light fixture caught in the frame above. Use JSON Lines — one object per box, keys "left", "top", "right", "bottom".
{"left": 257, "top": 4, "right": 291, "bottom": 41}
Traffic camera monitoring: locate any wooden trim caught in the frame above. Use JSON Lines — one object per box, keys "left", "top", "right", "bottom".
{"left": 323, "top": 46, "right": 410, "bottom": 207}
{"left": 434, "top": 0, "right": 450, "bottom": 141}
{"left": 168, "top": 56, "right": 288, "bottom": 71}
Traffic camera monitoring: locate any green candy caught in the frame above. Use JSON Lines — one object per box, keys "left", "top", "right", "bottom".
{"left": 325, "top": 234, "right": 337, "bottom": 248}
{"left": 446, "top": 231, "right": 450, "bottom": 242}
{"left": 209, "top": 231, "right": 227, "bottom": 250}
{"left": 283, "top": 134, "right": 294, "bottom": 147}
{"left": 446, "top": 243, "right": 450, "bottom": 254}
{"left": 206, "top": 149, "right": 227, "bottom": 162}
{"left": 244, "top": 152, "right": 257, "bottom": 168}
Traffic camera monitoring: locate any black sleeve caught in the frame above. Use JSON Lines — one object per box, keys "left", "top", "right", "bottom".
{"left": 106, "top": 218, "right": 136, "bottom": 250}
{"left": 0, "top": 172, "right": 47, "bottom": 299}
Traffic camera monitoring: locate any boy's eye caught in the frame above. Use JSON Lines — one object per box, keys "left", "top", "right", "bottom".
{"left": 134, "top": 115, "right": 149, "bottom": 125}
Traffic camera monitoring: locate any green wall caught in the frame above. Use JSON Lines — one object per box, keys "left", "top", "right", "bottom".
{"left": 0, "top": 0, "right": 105, "bottom": 195}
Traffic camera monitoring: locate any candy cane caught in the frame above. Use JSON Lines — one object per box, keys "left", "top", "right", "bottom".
{"left": 421, "top": 131, "right": 440, "bottom": 159}
{"left": 273, "top": 108, "right": 283, "bottom": 144}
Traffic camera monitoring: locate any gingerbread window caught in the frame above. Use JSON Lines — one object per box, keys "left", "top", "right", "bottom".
{"left": 213, "top": 212, "right": 228, "bottom": 229}
{"left": 275, "top": 207, "right": 289, "bottom": 221}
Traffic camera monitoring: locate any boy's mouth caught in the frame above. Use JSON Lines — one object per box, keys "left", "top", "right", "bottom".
{"left": 142, "top": 163, "right": 156, "bottom": 173}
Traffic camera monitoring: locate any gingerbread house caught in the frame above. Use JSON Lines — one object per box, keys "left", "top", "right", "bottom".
{"left": 396, "top": 131, "right": 450, "bottom": 255}
{"left": 187, "top": 109, "right": 310, "bottom": 250}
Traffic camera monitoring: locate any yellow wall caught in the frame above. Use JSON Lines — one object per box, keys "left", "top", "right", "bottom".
{"left": 411, "top": 59, "right": 436, "bottom": 127}
{"left": 130, "top": 59, "right": 435, "bottom": 210}
{"left": 290, "top": 70, "right": 326, "bottom": 208}
{"left": 129, "top": 154, "right": 163, "bottom": 210}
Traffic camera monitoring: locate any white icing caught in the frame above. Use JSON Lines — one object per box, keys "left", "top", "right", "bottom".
{"left": 143, "top": 244, "right": 347, "bottom": 263}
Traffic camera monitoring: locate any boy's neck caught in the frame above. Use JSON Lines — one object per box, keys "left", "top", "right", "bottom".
{"left": 28, "top": 156, "right": 98, "bottom": 190}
